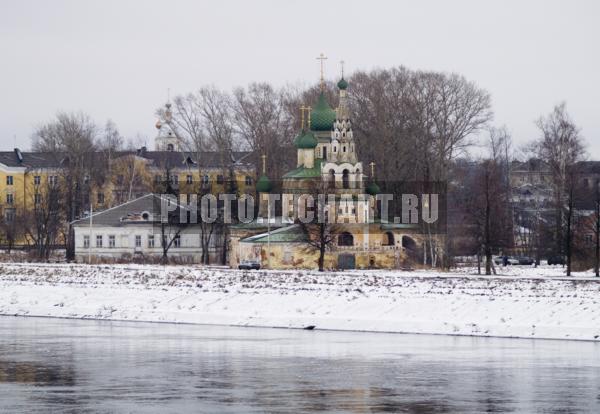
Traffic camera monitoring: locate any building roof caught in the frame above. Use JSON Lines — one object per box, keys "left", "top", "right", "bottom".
{"left": 294, "top": 130, "right": 318, "bottom": 149}
{"left": 0, "top": 150, "right": 63, "bottom": 169}
{"left": 240, "top": 224, "right": 307, "bottom": 244}
{"left": 310, "top": 92, "right": 336, "bottom": 131}
{"left": 282, "top": 159, "right": 323, "bottom": 179}
{"left": 71, "top": 193, "right": 190, "bottom": 227}
{"left": 0, "top": 148, "right": 254, "bottom": 171}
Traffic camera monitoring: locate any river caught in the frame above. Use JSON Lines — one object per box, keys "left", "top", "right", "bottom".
{"left": 0, "top": 316, "right": 599, "bottom": 413}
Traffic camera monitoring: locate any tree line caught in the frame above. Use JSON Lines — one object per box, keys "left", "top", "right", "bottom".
{"left": 0, "top": 65, "right": 591, "bottom": 271}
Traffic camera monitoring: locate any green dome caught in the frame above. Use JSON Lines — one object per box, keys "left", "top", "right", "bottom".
{"left": 310, "top": 92, "right": 336, "bottom": 131}
{"left": 294, "top": 130, "right": 318, "bottom": 149}
{"left": 337, "top": 77, "right": 348, "bottom": 90}
{"left": 366, "top": 181, "right": 381, "bottom": 195}
{"left": 256, "top": 174, "right": 272, "bottom": 193}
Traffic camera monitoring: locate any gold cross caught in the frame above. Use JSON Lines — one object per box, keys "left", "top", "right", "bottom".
{"left": 316, "top": 53, "right": 327, "bottom": 90}
{"left": 370, "top": 161, "right": 376, "bottom": 178}
{"left": 299, "top": 105, "right": 307, "bottom": 129}
{"left": 261, "top": 154, "right": 267, "bottom": 174}
{"left": 340, "top": 60, "right": 345, "bottom": 78}
{"left": 306, "top": 106, "right": 312, "bottom": 127}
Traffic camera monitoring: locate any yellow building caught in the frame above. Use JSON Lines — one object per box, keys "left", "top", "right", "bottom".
{"left": 0, "top": 145, "right": 255, "bottom": 250}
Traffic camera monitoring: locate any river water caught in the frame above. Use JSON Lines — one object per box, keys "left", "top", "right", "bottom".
{"left": 0, "top": 316, "right": 599, "bottom": 413}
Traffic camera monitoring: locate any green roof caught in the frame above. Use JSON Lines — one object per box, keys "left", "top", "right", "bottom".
{"left": 282, "top": 159, "right": 322, "bottom": 179}
{"left": 294, "top": 130, "right": 318, "bottom": 149}
{"left": 310, "top": 92, "right": 336, "bottom": 131}
{"left": 366, "top": 181, "right": 381, "bottom": 195}
{"left": 337, "top": 77, "right": 348, "bottom": 90}
{"left": 256, "top": 174, "right": 272, "bottom": 193}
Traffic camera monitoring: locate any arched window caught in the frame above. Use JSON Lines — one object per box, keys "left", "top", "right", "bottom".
{"left": 342, "top": 169, "right": 350, "bottom": 189}
{"left": 383, "top": 231, "right": 394, "bottom": 246}
{"left": 245, "top": 176, "right": 252, "bottom": 186}
{"left": 167, "top": 143, "right": 174, "bottom": 151}
{"left": 328, "top": 169, "right": 335, "bottom": 187}
{"left": 338, "top": 232, "right": 354, "bottom": 246}
{"left": 402, "top": 236, "right": 416, "bottom": 250}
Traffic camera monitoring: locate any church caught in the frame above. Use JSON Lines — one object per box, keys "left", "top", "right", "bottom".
{"left": 229, "top": 61, "right": 430, "bottom": 270}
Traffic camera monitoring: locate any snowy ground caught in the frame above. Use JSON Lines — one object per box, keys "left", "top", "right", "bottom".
{"left": 1, "top": 263, "right": 599, "bottom": 341}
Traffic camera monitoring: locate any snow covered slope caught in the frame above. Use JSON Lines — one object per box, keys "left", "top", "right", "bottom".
{"left": 1, "top": 263, "right": 599, "bottom": 341}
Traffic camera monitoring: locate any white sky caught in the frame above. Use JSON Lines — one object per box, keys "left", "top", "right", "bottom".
{"left": 1, "top": 0, "right": 598, "bottom": 157}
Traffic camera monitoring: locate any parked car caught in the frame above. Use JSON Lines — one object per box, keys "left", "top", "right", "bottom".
{"left": 238, "top": 260, "right": 261, "bottom": 270}
{"left": 493, "top": 256, "right": 519, "bottom": 265}
{"left": 516, "top": 256, "right": 534, "bottom": 265}
{"left": 547, "top": 255, "right": 566, "bottom": 265}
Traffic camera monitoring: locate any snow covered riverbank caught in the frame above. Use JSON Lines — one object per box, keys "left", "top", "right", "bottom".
{"left": 1, "top": 263, "right": 600, "bottom": 341}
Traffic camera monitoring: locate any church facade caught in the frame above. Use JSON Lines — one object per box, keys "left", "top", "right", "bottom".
{"left": 230, "top": 72, "right": 429, "bottom": 270}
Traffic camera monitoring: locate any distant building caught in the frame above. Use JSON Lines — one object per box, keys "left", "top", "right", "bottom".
{"left": 71, "top": 193, "right": 223, "bottom": 263}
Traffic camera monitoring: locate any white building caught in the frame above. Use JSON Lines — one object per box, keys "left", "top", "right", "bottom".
{"left": 71, "top": 194, "right": 223, "bottom": 263}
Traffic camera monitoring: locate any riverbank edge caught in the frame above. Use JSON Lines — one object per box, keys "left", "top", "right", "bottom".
{"left": 2, "top": 264, "right": 600, "bottom": 342}
{"left": 3, "top": 313, "right": 600, "bottom": 343}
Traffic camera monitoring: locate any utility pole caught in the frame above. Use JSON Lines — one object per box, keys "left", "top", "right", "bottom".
{"left": 88, "top": 203, "right": 93, "bottom": 264}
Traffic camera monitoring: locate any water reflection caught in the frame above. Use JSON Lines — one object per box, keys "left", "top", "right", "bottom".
{"left": 0, "top": 361, "right": 75, "bottom": 386}
{"left": 0, "top": 316, "right": 599, "bottom": 413}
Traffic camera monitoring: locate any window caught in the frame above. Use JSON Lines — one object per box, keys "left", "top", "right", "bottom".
{"left": 186, "top": 175, "right": 193, "bottom": 184}
{"left": 585, "top": 234, "right": 594, "bottom": 246}
{"left": 84, "top": 175, "right": 90, "bottom": 184}
{"left": 96, "top": 235, "right": 103, "bottom": 248}
{"left": 217, "top": 175, "right": 224, "bottom": 184}
{"left": 245, "top": 176, "right": 252, "bottom": 186}
{"left": 83, "top": 235, "right": 90, "bottom": 248}
{"left": 34, "top": 176, "right": 41, "bottom": 185}
{"left": 338, "top": 232, "right": 354, "bottom": 246}
{"left": 148, "top": 235, "right": 155, "bottom": 248}
{"left": 6, "top": 193, "right": 14, "bottom": 205}
{"left": 167, "top": 143, "right": 174, "bottom": 151}
{"left": 342, "top": 169, "right": 350, "bottom": 189}
{"left": 171, "top": 174, "right": 179, "bottom": 184}
{"left": 6, "top": 176, "right": 13, "bottom": 185}
{"left": 202, "top": 175, "right": 209, "bottom": 184}
{"left": 116, "top": 175, "right": 124, "bottom": 185}
{"left": 135, "top": 235, "right": 142, "bottom": 248}
{"left": 109, "top": 235, "right": 116, "bottom": 248}
{"left": 34, "top": 193, "right": 42, "bottom": 205}
{"left": 173, "top": 235, "right": 181, "bottom": 248}
{"left": 4, "top": 208, "right": 15, "bottom": 222}
{"left": 97, "top": 192, "right": 105, "bottom": 204}
{"left": 49, "top": 176, "right": 58, "bottom": 185}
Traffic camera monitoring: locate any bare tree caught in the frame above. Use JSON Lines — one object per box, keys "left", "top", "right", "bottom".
{"left": 32, "top": 112, "right": 103, "bottom": 259}
{"left": 231, "top": 83, "right": 295, "bottom": 179}
{"left": 22, "top": 181, "right": 63, "bottom": 260}
{"left": 298, "top": 181, "right": 341, "bottom": 272}
{"left": 533, "top": 102, "right": 586, "bottom": 270}
{"left": 464, "top": 130, "right": 513, "bottom": 275}
{"left": 0, "top": 208, "right": 24, "bottom": 254}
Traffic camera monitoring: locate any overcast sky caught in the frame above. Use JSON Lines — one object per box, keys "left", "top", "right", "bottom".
{"left": 1, "top": 0, "right": 598, "bottom": 157}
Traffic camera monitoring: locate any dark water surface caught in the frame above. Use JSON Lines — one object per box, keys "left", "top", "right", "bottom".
{"left": 0, "top": 316, "right": 599, "bottom": 413}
